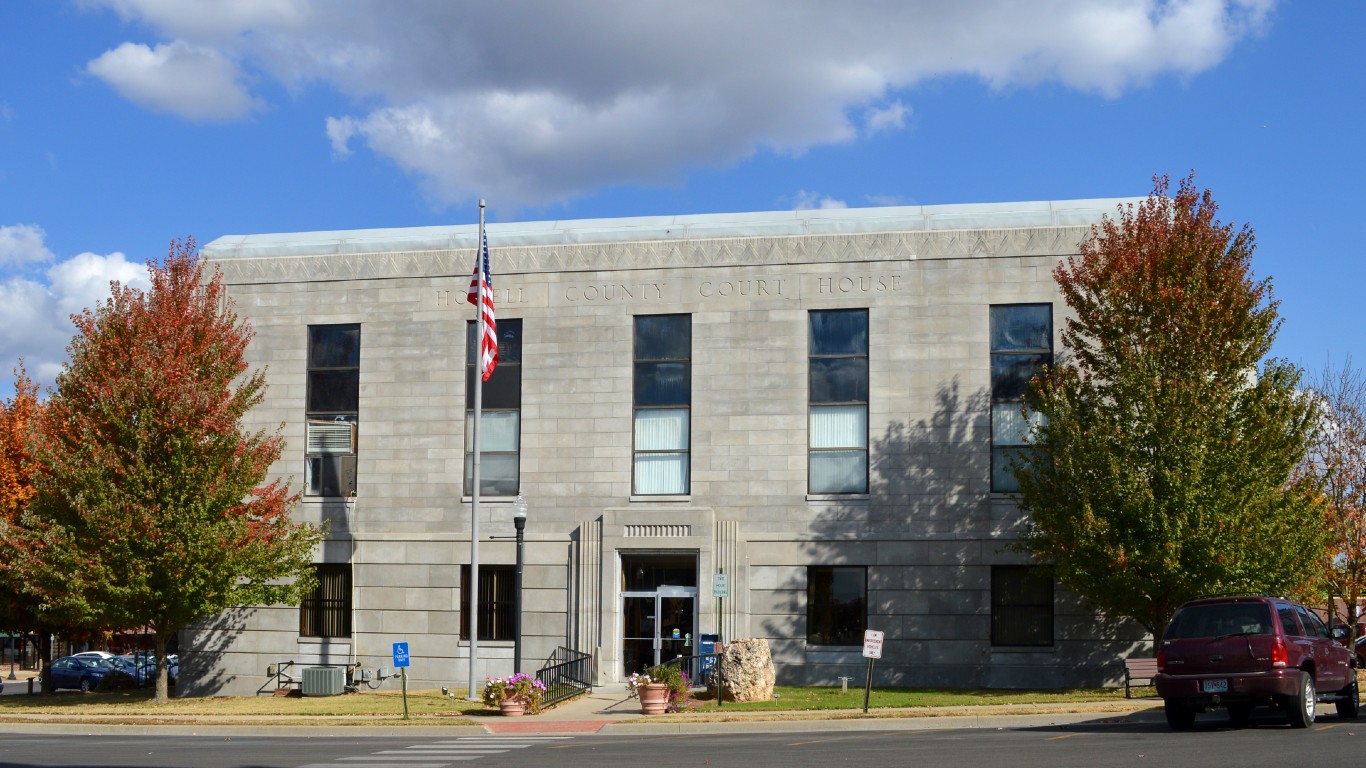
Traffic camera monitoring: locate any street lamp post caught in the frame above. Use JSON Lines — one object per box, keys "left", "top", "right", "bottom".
{"left": 512, "top": 495, "right": 527, "bottom": 674}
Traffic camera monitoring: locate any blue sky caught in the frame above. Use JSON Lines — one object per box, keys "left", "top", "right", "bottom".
{"left": 1, "top": 1, "right": 1361, "bottom": 393}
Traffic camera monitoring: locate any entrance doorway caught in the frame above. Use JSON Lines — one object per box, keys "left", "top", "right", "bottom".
{"left": 621, "top": 553, "right": 697, "bottom": 676}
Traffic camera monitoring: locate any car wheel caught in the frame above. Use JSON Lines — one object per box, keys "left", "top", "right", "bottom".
{"left": 1336, "top": 675, "right": 1359, "bottom": 719}
{"left": 1227, "top": 703, "right": 1254, "bottom": 726}
{"left": 1286, "top": 671, "right": 1316, "bottom": 728}
{"left": 79, "top": 677, "right": 91, "bottom": 693}
{"left": 1165, "top": 699, "right": 1197, "bottom": 730}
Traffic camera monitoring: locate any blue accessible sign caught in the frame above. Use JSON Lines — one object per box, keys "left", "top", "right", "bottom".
{"left": 392, "top": 641, "right": 410, "bottom": 668}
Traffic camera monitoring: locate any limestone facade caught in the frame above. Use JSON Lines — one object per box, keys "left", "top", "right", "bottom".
{"left": 184, "top": 201, "right": 1151, "bottom": 696}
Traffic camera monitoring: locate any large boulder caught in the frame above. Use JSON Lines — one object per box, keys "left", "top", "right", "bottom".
{"left": 716, "top": 638, "right": 775, "bottom": 702}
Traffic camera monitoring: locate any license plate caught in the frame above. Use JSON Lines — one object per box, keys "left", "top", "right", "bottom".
{"left": 1202, "top": 679, "right": 1229, "bottom": 693}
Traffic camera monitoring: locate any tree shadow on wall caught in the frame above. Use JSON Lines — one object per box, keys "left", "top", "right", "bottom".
{"left": 178, "top": 607, "right": 248, "bottom": 698}
{"left": 178, "top": 497, "right": 354, "bottom": 697}
{"left": 759, "top": 378, "right": 1148, "bottom": 690}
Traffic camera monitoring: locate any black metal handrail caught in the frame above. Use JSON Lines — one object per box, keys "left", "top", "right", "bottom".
{"left": 536, "top": 646, "right": 592, "bottom": 707}
{"left": 257, "top": 660, "right": 301, "bottom": 696}
{"left": 662, "top": 652, "right": 724, "bottom": 707}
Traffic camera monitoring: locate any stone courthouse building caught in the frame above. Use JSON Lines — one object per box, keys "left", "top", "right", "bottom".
{"left": 186, "top": 198, "right": 1148, "bottom": 697}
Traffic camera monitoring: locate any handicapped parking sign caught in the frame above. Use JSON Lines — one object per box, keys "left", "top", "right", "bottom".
{"left": 392, "top": 642, "right": 410, "bottom": 668}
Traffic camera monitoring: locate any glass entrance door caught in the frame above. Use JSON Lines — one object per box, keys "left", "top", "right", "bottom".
{"left": 623, "top": 588, "right": 696, "bottom": 674}
{"left": 620, "top": 552, "right": 698, "bottom": 677}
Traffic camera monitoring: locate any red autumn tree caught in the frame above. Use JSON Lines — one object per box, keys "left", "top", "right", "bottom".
{"left": 1015, "top": 174, "right": 1327, "bottom": 643}
{"left": 0, "top": 363, "right": 40, "bottom": 526}
{"left": 0, "top": 363, "right": 47, "bottom": 642}
{"left": 15, "top": 238, "right": 321, "bottom": 703}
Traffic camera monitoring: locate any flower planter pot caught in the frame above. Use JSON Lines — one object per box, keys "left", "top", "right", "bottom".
{"left": 638, "top": 683, "right": 669, "bottom": 715}
{"left": 499, "top": 698, "right": 527, "bottom": 716}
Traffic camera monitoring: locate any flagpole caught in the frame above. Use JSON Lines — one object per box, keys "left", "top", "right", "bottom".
{"left": 467, "top": 199, "right": 485, "bottom": 700}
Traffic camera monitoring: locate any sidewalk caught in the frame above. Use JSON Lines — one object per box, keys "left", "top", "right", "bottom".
{"left": 0, "top": 683, "right": 1166, "bottom": 737}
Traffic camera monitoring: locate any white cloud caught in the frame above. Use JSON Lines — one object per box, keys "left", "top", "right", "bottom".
{"left": 0, "top": 225, "right": 56, "bottom": 267}
{"left": 81, "top": 0, "right": 1276, "bottom": 205}
{"left": 0, "top": 232, "right": 150, "bottom": 391}
{"left": 865, "top": 101, "right": 910, "bottom": 135}
{"left": 86, "top": 41, "right": 261, "bottom": 121}
{"left": 792, "top": 191, "right": 848, "bottom": 210}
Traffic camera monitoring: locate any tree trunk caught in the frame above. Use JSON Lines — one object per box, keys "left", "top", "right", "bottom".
{"left": 38, "top": 632, "right": 52, "bottom": 694}
{"left": 153, "top": 630, "right": 170, "bottom": 704}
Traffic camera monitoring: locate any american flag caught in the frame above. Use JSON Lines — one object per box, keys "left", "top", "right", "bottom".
{"left": 467, "top": 230, "right": 497, "bottom": 381}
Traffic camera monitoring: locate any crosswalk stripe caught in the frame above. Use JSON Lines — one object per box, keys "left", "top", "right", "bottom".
{"left": 300, "top": 736, "right": 575, "bottom": 768}
{"left": 300, "top": 764, "right": 452, "bottom": 768}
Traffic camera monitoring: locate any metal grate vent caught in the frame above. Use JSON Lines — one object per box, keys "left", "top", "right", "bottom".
{"left": 624, "top": 524, "right": 691, "bottom": 537}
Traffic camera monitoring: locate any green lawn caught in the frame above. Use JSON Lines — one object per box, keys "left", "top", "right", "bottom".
{"left": 685, "top": 685, "right": 1139, "bottom": 712}
{"left": 0, "top": 684, "right": 1143, "bottom": 723}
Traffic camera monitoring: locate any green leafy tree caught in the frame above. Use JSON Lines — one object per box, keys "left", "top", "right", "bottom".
{"left": 1015, "top": 175, "right": 1327, "bottom": 644}
{"left": 13, "top": 238, "right": 322, "bottom": 702}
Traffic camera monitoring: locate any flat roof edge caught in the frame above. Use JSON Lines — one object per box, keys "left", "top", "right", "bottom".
{"left": 202, "top": 198, "right": 1141, "bottom": 260}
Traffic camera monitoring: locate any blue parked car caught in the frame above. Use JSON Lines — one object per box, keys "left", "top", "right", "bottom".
{"left": 109, "top": 655, "right": 153, "bottom": 687}
{"left": 46, "top": 655, "right": 114, "bottom": 692}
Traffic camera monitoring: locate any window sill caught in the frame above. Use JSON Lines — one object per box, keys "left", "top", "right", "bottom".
{"left": 805, "top": 494, "right": 870, "bottom": 503}
{"left": 460, "top": 496, "right": 520, "bottom": 504}
{"left": 629, "top": 495, "right": 691, "bottom": 503}
{"left": 455, "top": 640, "right": 515, "bottom": 648}
{"left": 989, "top": 645, "right": 1056, "bottom": 653}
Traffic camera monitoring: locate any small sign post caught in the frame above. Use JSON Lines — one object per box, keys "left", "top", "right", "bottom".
{"left": 393, "top": 642, "right": 411, "bottom": 720}
{"left": 861, "top": 630, "right": 884, "bottom": 713}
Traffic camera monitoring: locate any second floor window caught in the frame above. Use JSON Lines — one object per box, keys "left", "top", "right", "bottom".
{"left": 990, "top": 304, "right": 1051, "bottom": 492}
{"left": 465, "top": 319, "right": 522, "bottom": 496}
{"left": 634, "top": 314, "right": 691, "bottom": 495}
{"left": 305, "top": 324, "right": 359, "bottom": 497}
{"left": 809, "top": 309, "right": 868, "bottom": 494}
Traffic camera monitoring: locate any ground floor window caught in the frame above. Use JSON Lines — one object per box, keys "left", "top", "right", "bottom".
{"left": 991, "top": 565, "right": 1053, "bottom": 646}
{"left": 460, "top": 564, "right": 515, "bottom": 641}
{"left": 299, "top": 563, "right": 352, "bottom": 638}
{"left": 807, "top": 565, "right": 866, "bottom": 645}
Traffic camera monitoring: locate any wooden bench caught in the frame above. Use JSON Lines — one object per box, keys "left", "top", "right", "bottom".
{"left": 1124, "top": 657, "right": 1159, "bottom": 698}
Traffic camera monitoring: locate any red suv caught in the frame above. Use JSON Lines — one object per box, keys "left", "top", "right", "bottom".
{"left": 1154, "top": 595, "right": 1358, "bottom": 729}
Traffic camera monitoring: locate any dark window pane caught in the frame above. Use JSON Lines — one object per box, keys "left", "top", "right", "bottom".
{"left": 621, "top": 554, "right": 697, "bottom": 591}
{"left": 635, "top": 315, "right": 691, "bottom": 361}
{"left": 635, "top": 361, "right": 690, "bottom": 407}
{"left": 991, "top": 566, "right": 1053, "bottom": 646}
{"left": 307, "top": 455, "right": 357, "bottom": 497}
{"left": 467, "top": 319, "right": 523, "bottom": 364}
{"left": 990, "top": 305, "right": 1051, "bottom": 351}
{"left": 308, "top": 371, "right": 360, "bottom": 413}
{"left": 466, "top": 365, "right": 523, "bottom": 409}
{"left": 300, "top": 564, "right": 352, "bottom": 638}
{"left": 460, "top": 565, "right": 515, "bottom": 641}
{"left": 990, "top": 353, "right": 1048, "bottom": 401}
{"left": 807, "top": 566, "right": 866, "bottom": 645}
{"left": 810, "top": 358, "right": 869, "bottom": 403}
{"left": 309, "top": 325, "right": 361, "bottom": 368}
{"left": 810, "top": 310, "right": 868, "bottom": 356}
